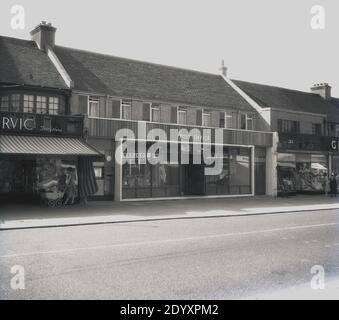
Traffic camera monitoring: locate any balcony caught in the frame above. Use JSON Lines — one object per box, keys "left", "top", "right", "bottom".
{"left": 88, "top": 118, "right": 273, "bottom": 147}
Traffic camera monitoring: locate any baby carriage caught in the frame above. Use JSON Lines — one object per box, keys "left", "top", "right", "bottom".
{"left": 38, "top": 180, "right": 65, "bottom": 207}
{"left": 40, "top": 188, "right": 65, "bottom": 207}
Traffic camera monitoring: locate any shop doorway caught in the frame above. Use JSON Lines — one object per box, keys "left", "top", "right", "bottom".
{"left": 182, "top": 164, "right": 205, "bottom": 196}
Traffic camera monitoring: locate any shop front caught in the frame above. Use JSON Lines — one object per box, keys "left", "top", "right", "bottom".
{"left": 120, "top": 142, "right": 253, "bottom": 200}
{"left": 0, "top": 112, "right": 102, "bottom": 205}
{"left": 277, "top": 133, "right": 336, "bottom": 195}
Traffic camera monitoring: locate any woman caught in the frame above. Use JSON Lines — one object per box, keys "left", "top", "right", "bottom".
{"left": 64, "top": 167, "right": 76, "bottom": 205}
{"left": 329, "top": 173, "right": 337, "bottom": 198}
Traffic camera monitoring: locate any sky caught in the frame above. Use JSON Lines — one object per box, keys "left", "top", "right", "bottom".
{"left": 1, "top": 0, "right": 338, "bottom": 97}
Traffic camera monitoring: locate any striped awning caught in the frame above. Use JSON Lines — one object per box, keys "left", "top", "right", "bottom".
{"left": 0, "top": 135, "right": 101, "bottom": 156}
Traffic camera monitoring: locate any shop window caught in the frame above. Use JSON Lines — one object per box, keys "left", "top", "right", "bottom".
{"left": 312, "top": 123, "right": 322, "bottom": 136}
{"left": 23, "top": 95, "right": 34, "bottom": 113}
{"left": 94, "top": 167, "right": 104, "bottom": 179}
{"left": 88, "top": 96, "right": 99, "bottom": 117}
{"left": 36, "top": 96, "right": 47, "bottom": 114}
{"left": 48, "top": 97, "right": 59, "bottom": 115}
{"left": 121, "top": 100, "right": 132, "bottom": 120}
{"left": 202, "top": 110, "right": 211, "bottom": 127}
{"left": 178, "top": 107, "right": 187, "bottom": 125}
{"left": 11, "top": 94, "right": 21, "bottom": 112}
{"left": 151, "top": 104, "right": 160, "bottom": 122}
{"left": 0, "top": 96, "right": 9, "bottom": 112}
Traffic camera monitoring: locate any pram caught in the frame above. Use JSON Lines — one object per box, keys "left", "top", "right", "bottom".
{"left": 39, "top": 188, "right": 65, "bottom": 207}
{"left": 38, "top": 179, "right": 65, "bottom": 207}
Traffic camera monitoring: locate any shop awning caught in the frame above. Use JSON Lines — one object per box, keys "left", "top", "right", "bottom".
{"left": 0, "top": 135, "right": 101, "bottom": 156}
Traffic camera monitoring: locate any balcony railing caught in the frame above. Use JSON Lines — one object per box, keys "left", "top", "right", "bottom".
{"left": 88, "top": 118, "right": 273, "bottom": 147}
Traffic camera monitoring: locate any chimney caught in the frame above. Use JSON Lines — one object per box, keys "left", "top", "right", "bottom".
{"left": 310, "top": 83, "right": 332, "bottom": 100}
{"left": 220, "top": 60, "right": 228, "bottom": 77}
{"left": 30, "top": 21, "right": 56, "bottom": 51}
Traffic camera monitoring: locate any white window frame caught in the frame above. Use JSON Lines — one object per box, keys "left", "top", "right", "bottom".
{"left": 48, "top": 97, "right": 59, "bottom": 115}
{"left": 224, "top": 111, "right": 233, "bottom": 129}
{"left": 246, "top": 114, "right": 254, "bottom": 130}
{"left": 120, "top": 99, "right": 132, "bottom": 120}
{"left": 88, "top": 96, "right": 100, "bottom": 118}
{"left": 150, "top": 103, "right": 160, "bottom": 123}
{"left": 23, "top": 95, "right": 34, "bottom": 113}
{"left": 177, "top": 106, "right": 187, "bottom": 125}
{"left": 36, "top": 96, "right": 47, "bottom": 114}
{"left": 202, "top": 110, "right": 212, "bottom": 127}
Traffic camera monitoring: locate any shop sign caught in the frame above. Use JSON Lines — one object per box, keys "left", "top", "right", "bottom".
{"left": 330, "top": 140, "right": 339, "bottom": 150}
{"left": 2, "top": 116, "right": 34, "bottom": 131}
{"left": 1, "top": 115, "right": 62, "bottom": 134}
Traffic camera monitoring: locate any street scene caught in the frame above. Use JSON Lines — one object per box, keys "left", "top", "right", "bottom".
{"left": 1, "top": 0, "right": 339, "bottom": 303}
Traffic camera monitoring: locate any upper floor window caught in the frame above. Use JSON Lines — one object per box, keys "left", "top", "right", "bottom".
{"left": 11, "top": 94, "right": 21, "bottom": 112}
{"left": 278, "top": 119, "right": 300, "bottom": 134}
{"left": 88, "top": 96, "right": 99, "bottom": 117}
{"left": 312, "top": 123, "right": 322, "bottom": 136}
{"left": 36, "top": 96, "right": 47, "bottom": 114}
{"left": 121, "top": 99, "right": 132, "bottom": 120}
{"left": 49, "top": 97, "right": 59, "bottom": 115}
{"left": 246, "top": 115, "right": 254, "bottom": 130}
{"left": 178, "top": 107, "right": 187, "bottom": 125}
{"left": 23, "top": 95, "right": 34, "bottom": 113}
{"left": 202, "top": 110, "right": 211, "bottom": 127}
{"left": 220, "top": 111, "right": 234, "bottom": 128}
{"left": 0, "top": 96, "right": 9, "bottom": 112}
{"left": 151, "top": 103, "right": 160, "bottom": 123}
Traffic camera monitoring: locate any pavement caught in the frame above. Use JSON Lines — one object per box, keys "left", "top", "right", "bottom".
{"left": 1, "top": 208, "right": 339, "bottom": 299}
{"left": 1, "top": 195, "right": 339, "bottom": 230}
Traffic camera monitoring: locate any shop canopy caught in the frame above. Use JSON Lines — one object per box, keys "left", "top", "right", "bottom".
{"left": 0, "top": 135, "right": 101, "bottom": 157}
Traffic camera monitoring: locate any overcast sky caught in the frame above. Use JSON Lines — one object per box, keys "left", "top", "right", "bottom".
{"left": 1, "top": 0, "right": 338, "bottom": 97}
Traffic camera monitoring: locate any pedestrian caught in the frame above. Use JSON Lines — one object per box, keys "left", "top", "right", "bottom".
{"left": 324, "top": 173, "right": 330, "bottom": 196}
{"left": 64, "top": 167, "right": 76, "bottom": 205}
{"left": 329, "top": 173, "right": 337, "bottom": 198}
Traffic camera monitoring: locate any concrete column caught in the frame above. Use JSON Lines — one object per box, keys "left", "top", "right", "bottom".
{"left": 266, "top": 132, "right": 279, "bottom": 196}
{"left": 114, "top": 140, "right": 123, "bottom": 202}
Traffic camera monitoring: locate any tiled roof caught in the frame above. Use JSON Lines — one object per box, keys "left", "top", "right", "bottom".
{"left": 233, "top": 79, "right": 338, "bottom": 117}
{"left": 0, "top": 36, "right": 68, "bottom": 89}
{"left": 54, "top": 46, "right": 253, "bottom": 111}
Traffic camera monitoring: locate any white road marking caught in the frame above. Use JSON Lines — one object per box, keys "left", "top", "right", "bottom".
{"left": 0, "top": 222, "right": 338, "bottom": 259}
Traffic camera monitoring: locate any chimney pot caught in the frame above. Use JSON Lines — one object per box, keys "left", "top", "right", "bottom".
{"left": 30, "top": 21, "right": 56, "bottom": 51}
{"left": 310, "top": 82, "right": 332, "bottom": 100}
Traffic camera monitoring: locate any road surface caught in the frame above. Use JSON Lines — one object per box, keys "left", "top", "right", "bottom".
{"left": 0, "top": 209, "right": 339, "bottom": 299}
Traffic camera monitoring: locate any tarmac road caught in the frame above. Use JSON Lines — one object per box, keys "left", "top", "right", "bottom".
{"left": 0, "top": 209, "right": 339, "bottom": 299}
